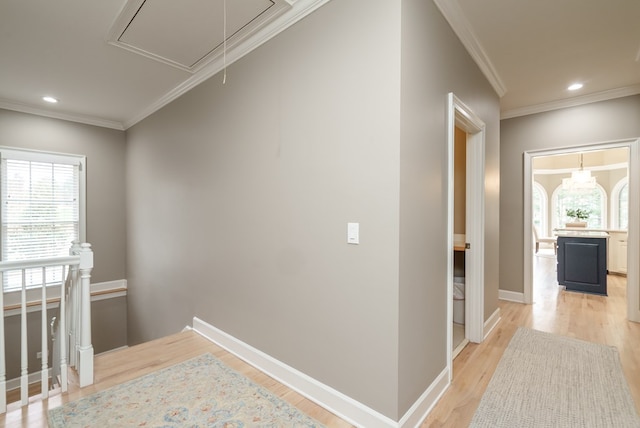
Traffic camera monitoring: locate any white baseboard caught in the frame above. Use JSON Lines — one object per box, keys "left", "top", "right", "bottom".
{"left": 192, "top": 317, "right": 396, "bottom": 427}
{"left": 483, "top": 308, "right": 501, "bottom": 340}
{"left": 192, "top": 317, "right": 450, "bottom": 428}
{"left": 7, "top": 370, "right": 46, "bottom": 392}
{"left": 96, "top": 345, "right": 129, "bottom": 356}
{"left": 398, "top": 367, "right": 449, "bottom": 428}
{"left": 498, "top": 289, "right": 525, "bottom": 303}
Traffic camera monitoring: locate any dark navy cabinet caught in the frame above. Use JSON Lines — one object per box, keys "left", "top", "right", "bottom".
{"left": 557, "top": 233, "right": 608, "bottom": 295}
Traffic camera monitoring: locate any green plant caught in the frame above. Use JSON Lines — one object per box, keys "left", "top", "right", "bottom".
{"left": 566, "top": 208, "right": 590, "bottom": 221}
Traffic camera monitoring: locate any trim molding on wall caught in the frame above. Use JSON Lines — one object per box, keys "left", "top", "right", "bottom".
{"left": 192, "top": 317, "right": 395, "bottom": 427}
{"left": 498, "top": 289, "right": 525, "bottom": 303}
{"left": 6, "top": 344, "right": 130, "bottom": 391}
{"left": 122, "top": 0, "right": 334, "bottom": 130}
{"left": 192, "top": 317, "right": 449, "bottom": 428}
{"left": 6, "top": 370, "right": 43, "bottom": 394}
{"left": 5, "top": 282, "right": 127, "bottom": 390}
{"left": 501, "top": 84, "right": 640, "bottom": 120}
{"left": 398, "top": 367, "right": 448, "bottom": 428}
{"left": 483, "top": 308, "right": 501, "bottom": 340}
{"left": 432, "top": 0, "right": 506, "bottom": 98}
{"left": 3, "top": 279, "right": 127, "bottom": 317}
{"left": 0, "top": 99, "right": 125, "bottom": 130}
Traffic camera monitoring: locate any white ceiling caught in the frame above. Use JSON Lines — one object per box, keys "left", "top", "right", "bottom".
{"left": 437, "top": 0, "right": 640, "bottom": 118}
{"left": 1, "top": 0, "right": 639, "bottom": 130}
{"left": 533, "top": 147, "right": 629, "bottom": 172}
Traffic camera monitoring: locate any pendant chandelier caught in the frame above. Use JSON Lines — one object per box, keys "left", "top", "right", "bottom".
{"left": 562, "top": 153, "right": 596, "bottom": 190}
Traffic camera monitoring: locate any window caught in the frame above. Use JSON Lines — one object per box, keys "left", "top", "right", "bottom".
{"left": 611, "top": 178, "right": 628, "bottom": 230}
{"left": 532, "top": 181, "right": 548, "bottom": 235}
{"left": 551, "top": 184, "right": 606, "bottom": 229}
{"left": 1, "top": 148, "right": 85, "bottom": 291}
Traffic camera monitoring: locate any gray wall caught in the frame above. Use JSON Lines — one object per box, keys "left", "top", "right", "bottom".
{"left": 0, "top": 109, "right": 127, "bottom": 283}
{"left": 127, "top": 0, "right": 402, "bottom": 417}
{"left": 398, "top": 0, "right": 500, "bottom": 414}
{"left": 126, "top": 0, "right": 500, "bottom": 420}
{"left": 500, "top": 95, "right": 640, "bottom": 294}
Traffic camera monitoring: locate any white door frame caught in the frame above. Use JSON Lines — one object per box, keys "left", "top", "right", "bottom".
{"left": 446, "top": 93, "right": 486, "bottom": 377}
{"left": 523, "top": 138, "right": 640, "bottom": 322}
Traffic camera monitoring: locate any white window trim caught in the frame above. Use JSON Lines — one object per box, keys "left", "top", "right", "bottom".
{"left": 532, "top": 181, "right": 548, "bottom": 235}
{"left": 610, "top": 177, "right": 628, "bottom": 230}
{"left": 0, "top": 146, "right": 86, "bottom": 243}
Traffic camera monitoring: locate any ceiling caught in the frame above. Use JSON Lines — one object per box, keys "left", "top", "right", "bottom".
{"left": 533, "top": 147, "right": 629, "bottom": 172}
{"left": 1, "top": 0, "right": 639, "bottom": 130}
{"left": 438, "top": 0, "right": 640, "bottom": 118}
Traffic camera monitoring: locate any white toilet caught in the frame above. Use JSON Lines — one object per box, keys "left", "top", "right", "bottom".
{"left": 453, "top": 277, "right": 465, "bottom": 324}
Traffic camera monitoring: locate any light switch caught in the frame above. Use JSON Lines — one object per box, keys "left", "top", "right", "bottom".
{"left": 347, "top": 222, "right": 359, "bottom": 244}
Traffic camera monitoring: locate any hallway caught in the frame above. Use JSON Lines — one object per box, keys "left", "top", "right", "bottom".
{"left": 2, "top": 251, "right": 637, "bottom": 427}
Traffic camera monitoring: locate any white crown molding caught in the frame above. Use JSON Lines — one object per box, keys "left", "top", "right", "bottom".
{"left": 123, "top": 0, "right": 333, "bottom": 129}
{"left": 0, "top": 99, "right": 125, "bottom": 130}
{"left": 432, "top": 0, "right": 507, "bottom": 98}
{"left": 1, "top": 0, "right": 331, "bottom": 131}
{"left": 501, "top": 84, "right": 640, "bottom": 119}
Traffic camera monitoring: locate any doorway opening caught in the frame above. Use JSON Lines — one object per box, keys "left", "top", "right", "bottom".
{"left": 446, "top": 93, "right": 486, "bottom": 377}
{"left": 523, "top": 139, "right": 640, "bottom": 322}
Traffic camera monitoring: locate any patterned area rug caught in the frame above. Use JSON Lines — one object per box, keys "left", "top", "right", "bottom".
{"left": 470, "top": 327, "right": 640, "bottom": 427}
{"left": 48, "top": 353, "right": 326, "bottom": 427}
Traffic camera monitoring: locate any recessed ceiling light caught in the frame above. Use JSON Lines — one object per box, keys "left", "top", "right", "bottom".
{"left": 42, "top": 96, "right": 58, "bottom": 103}
{"left": 567, "top": 83, "right": 583, "bottom": 91}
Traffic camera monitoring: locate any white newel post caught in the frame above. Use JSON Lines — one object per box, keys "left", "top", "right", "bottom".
{"left": 68, "top": 241, "right": 80, "bottom": 368}
{"left": 77, "top": 243, "right": 94, "bottom": 387}
{"left": 0, "top": 272, "right": 5, "bottom": 414}
{"left": 59, "top": 265, "right": 68, "bottom": 392}
{"left": 40, "top": 267, "right": 49, "bottom": 399}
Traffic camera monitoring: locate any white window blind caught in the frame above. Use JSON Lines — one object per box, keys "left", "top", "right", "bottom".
{"left": 1, "top": 149, "right": 84, "bottom": 291}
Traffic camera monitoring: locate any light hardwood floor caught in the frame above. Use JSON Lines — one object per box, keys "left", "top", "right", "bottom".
{"left": 423, "top": 251, "right": 640, "bottom": 426}
{"left": 1, "top": 331, "right": 355, "bottom": 427}
{"left": 2, "top": 251, "right": 638, "bottom": 427}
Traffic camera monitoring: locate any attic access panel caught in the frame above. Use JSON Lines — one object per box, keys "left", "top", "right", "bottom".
{"left": 108, "top": 0, "right": 291, "bottom": 72}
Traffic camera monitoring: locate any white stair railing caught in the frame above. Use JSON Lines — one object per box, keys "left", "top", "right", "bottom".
{"left": 0, "top": 241, "right": 93, "bottom": 413}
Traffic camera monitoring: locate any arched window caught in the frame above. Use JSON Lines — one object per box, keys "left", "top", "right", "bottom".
{"left": 551, "top": 183, "right": 607, "bottom": 229}
{"left": 532, "top": 181, "right": 548, "bottom": 235}
{"left": 611, "top": 178, "right": 628, "bottom": 230}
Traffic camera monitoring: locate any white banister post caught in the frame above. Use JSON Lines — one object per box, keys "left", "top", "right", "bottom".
{"left": 68, "top": 241, "right": 80, "bottom": 368}
{"left": 77, "top": 243, "right": 93, "bottom": 387}
{"left": 40, "top": 267, "right": 49, "bottom": 399}
{"left": 20, "top": 270, "right": 28, "bottom": 406}
{"left": 0, "top": 272, "right": 6, "bottom": 413}
{"left": 59, "top": 266, "right": 68, "bottom": 392}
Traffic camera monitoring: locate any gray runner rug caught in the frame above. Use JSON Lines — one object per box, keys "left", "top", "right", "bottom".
{"left": 470, "top": 327, "right": 640, "bottom": 427}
